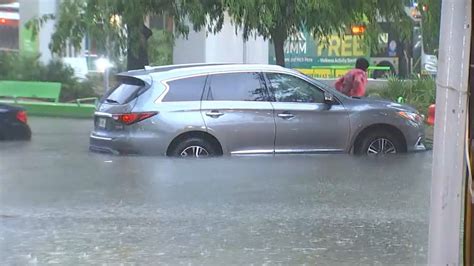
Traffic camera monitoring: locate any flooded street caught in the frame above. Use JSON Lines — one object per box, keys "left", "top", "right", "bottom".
{"left": 0, "top": 117, "right": 432, "bottom": 264}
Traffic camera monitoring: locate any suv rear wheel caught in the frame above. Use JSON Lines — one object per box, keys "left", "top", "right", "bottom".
{"left": 354, "top": 129, "right": 405, "bottom": 155}
{"left": 169, "top": 137, "right": 217, "bottom": 158}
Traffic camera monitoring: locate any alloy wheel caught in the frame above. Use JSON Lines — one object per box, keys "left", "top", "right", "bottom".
{"left": 366, "top": 138, "right": 397, "bottom": 155}
{"left": 180, "top": 145, "right": 209, "bottom": 158}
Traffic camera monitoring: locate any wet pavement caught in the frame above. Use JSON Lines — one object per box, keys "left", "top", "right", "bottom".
{"left": 0, "top": 117, "right": 432, "bottom": 264}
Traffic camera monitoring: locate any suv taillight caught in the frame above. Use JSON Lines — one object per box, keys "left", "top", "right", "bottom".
{"left": 112, "top": 112, "right": 157, "bottom": 125}
{"left": 16, "top": 111, "right": 27, "bottom": 124}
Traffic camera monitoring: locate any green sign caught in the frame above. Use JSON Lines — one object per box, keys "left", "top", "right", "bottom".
{"left": 269, "top": 32, "right": 369, "bottom": 68}
{"left": 19, "top": 25, "right": 39, "bottom": 55}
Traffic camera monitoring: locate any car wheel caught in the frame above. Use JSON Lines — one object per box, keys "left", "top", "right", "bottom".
{"left": 355, "top": 130, "right": 405, "bottom": 155}
{"left": 169, "top": 137, "right": 217, "bottom": 158}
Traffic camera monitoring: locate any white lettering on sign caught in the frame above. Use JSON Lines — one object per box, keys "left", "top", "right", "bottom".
{"left": 284, "top": 32, "right": 307, "bottom": 54}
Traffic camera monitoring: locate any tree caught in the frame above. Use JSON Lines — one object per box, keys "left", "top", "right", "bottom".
{"left": 28, "top": 0, "right": 194, "bottom": 70}
{"left": 418, "top": 0, "right": 441, "bottom": 55}
{"left": 147, "top": 29, "right": 174, "bottom": 66}
{"left": 204, "top": 0, "right": 412, "bottom": 67}
{"left": 29, "top": 0, "right": 411, "bottom": 69}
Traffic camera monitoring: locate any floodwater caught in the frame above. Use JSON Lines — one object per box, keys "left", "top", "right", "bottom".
{"left": 0, "top": 117, "right": 432, "bottom": 264}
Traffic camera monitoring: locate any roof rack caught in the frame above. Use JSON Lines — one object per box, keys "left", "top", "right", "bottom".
{"left": 121, "top": 63, "right": 235, "bottom": 76}
{"left": 120, "top": 62, "right": 258, "bottom": 76}
{"left": 143, "top": 62, "right": 230, "bottom": 71}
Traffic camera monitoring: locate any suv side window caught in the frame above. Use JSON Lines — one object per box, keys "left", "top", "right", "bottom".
{"left": 162, "top": 76, "right": 207, "bottom": 102}
{"left": 266, "top": 72, "right": 325, "bottom": 103}
{"left": 207, "top": 72, "right": 267, "bottom": 101}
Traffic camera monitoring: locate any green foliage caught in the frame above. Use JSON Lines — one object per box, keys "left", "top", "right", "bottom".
{"left": 26, "top": 0, "right": 193, "bottom": 69}
{"left": 187, "top": 0, "right": 412, "bottom": 66}
{"left": 0, "top": 51, "right": 98, "bottom": 102}
{"left": 224, "top": 1, "right": 408, "bottom": 45}
{"left": 27, "top": 0, "right": 414, "bottom": 68}
{"left": 24, "top": 13, "right": 56, "bottom": 39}
{"left": 148, "top": 29, "right": 174, "bottom": 66}
{"left": 368, "top": 76, "right": 436, "bottom": 114}
{"left": 0, "top": 52, "right": 42, "bottom": 81}
{"left": 174, "top": 0, "right": 224, "bottom": 36}
{"left": 418, "top": 0, "right": 441, "bottom": 55}
{"left": 59, "top": 76, "right": 99, "bottom": 103}
{"left": 27, "top": 0, "right": 127, "bottom": 62}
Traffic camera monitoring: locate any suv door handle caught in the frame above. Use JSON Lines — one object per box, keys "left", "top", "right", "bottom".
{"left": 277, "top": 112, "right": 295, "bottom": 119}
{"left": 206, "top": 110, "right": 224, "bottom": 118}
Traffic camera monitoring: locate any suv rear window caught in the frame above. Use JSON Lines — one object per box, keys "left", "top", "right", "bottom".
{"left": 102, "top": 76, "right": 147, "bottom": 104}
{"left": 162, "top": 76, "right": 207, "bottom": 102}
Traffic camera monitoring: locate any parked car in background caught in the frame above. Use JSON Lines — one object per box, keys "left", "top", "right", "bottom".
{"left": 0, "top": 103, "right": 31, "bottom": 140}
{"left": 90, "top": 64, "right": 425, "bottom": 157}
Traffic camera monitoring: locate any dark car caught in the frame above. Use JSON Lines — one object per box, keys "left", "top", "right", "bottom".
{"left": 0, "top": 103, "right": 31, "bottom": 140}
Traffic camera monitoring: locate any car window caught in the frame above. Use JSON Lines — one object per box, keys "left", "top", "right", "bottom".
{"left": 103, "top": 77, "right": 146, "bottom": 104}
{"left": 207, "top": 72, "right": 267, "bottom": 101}
{"left": 266, "top": 72, "right": 325, "bottom": 103}
{"left": 163, "top": 76, "right": 207, "bottom": 102}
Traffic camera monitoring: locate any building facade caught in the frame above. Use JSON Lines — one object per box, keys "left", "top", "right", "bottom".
{"left": 173, "top": 15, "right": 269, "bottom": 65}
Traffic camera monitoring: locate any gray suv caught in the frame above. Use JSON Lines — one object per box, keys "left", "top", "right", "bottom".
{"left": 90, "top": 64, "right": 425, "bottom": 157}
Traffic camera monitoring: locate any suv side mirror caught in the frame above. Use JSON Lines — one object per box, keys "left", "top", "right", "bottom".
{"left": 324, "top": 92, "right": 335, "bottom": 104}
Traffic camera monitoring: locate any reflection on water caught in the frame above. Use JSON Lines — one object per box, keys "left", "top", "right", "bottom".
{"left": 0, "top": 117, "right": 432, "bottom": 264}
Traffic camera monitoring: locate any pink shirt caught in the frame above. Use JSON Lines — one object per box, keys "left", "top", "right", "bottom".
{"left": 334, "top": 69, "right": 368, "bottom": 97}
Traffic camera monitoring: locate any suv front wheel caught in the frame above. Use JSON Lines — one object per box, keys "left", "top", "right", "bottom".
{"left": 354, "top": 130, "right": 405, "bottom": 155}
{"left": 169, "top": 137, "right": 217, "bottom": 158}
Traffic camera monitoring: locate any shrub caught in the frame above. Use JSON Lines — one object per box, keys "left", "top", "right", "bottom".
{"left": 59, "top": 77, "right": 99, "bottom": 102}
{"left": 148, "top": 29, "right": 173, "bottom": 66}
{"left": 368, "top": 76, "right": 436, "bottom": 114}
{"left": 0, "top": 51, "right": 98, "bottom": 102}
{"left": 0, "top": 52, "right": 42, "bottom": 80}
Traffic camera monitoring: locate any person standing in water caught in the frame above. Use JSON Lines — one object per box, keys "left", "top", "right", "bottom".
{"left": 334, "top": 58, "right": 370, "bottom": 97}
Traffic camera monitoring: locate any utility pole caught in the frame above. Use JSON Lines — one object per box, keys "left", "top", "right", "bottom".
{"left": 428, "top": 0, "right": 471, "bottom": 264}
{"left": 464, "top": 2, "right": 474, "bottom": 264}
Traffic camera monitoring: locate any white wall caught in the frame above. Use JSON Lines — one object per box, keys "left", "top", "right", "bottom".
{"left": 205, "top": 15, "right": 243, "bottom": 63}
{"left": 37, "top": 0, "right": 57, "bottom": 63}
{"left": 173, "top": 25, "right": 206, "bottom": 64}
{"left": 173, "top": 14, "right": 269, "bottom": 64}
{"left": 20, "top": 0, "right": 88, "bottom": 65}
{"left": 244, "top": 35, "right": 269, "bottom": 64}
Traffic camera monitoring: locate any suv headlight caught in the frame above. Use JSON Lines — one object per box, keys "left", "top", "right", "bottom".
{"left": 398, "top": 111, "right": 424, "bottom": 124}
